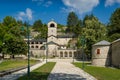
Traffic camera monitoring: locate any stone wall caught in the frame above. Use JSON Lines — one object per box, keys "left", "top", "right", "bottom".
{"left": 57, "top": 38, "right": 72, "bottom": 45}
{"left": 112, "top": 40, "right": 120, "bottom": 68}
{"left": 30, "top": 49, "right": 45, "bottom": 58}
{"left": 47, "top": 44, "right": 58, "bottom": 56}
{"left": 92, "top": 46, "right": 110, "bottom": 66}
{"left": 47, "top": 36, "right": 57, "bottom": 43}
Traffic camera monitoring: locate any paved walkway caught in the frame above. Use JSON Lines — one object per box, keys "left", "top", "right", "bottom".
{"left": 0, "top": 59, "right": 97, "bottom": 80}
{"left": 0, "top": 61, "right": 46, "bottom": 80}
{"left": 48, "top": 62, "right": 97, "bottom": 80}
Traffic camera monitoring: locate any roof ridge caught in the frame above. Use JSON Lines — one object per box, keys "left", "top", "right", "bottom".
{"left": 93, "top": 40, "right": 110, "bottom": 46}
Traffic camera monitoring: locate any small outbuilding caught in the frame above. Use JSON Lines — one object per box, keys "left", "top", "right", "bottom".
{"left": 111, "top": 38, "right": 120, "bottom": 68}
{"left": 92, "top": 40, "right": 110, "bottom": 66}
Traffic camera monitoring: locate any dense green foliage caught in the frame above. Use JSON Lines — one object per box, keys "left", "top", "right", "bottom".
{"left": 73, "top": 62, "right": 120, "bottom": 80}
{"left": 81, "top": 15, "right": 107, "bottom": 59}
{"left": 72, "top": 14, "right": 107, "bottom": 59}
{"left": 32, "top": 20, "right": 43, "bottom": 31}
{"left": 17, "top": 62, "right": 56, "bottom": 80}
{"left": 107, "top": 8, "right": 120, "bottom": 41}
{"left": 33, "top": 20, "right": 47, "bottom": 39}
{"left": 67, "top": 12, "right": 79, "bottom": 32}
{"left": 0, "top": 59, "right": 37, "bottom": 71}
{"left": 0, "top": 16, "right": 27, "bottom": 59}
{"left": 66, "top": 12, "right": 82, "bottom": 35}
{"left": 57, "top": 24, "right": 66, "bottom": 33}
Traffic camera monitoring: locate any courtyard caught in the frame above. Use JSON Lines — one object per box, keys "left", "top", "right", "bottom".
{"left": 0, "top": 0, "right": 120, "bottom": 80}
{"left": 0, "top": 59, "right": 120, "bottom": 80}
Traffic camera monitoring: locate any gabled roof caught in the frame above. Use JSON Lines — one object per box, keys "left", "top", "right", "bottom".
{"left": 46, "top": 41, "right": 59, "bottom": 46}
{"left": 93, "top": 40, "right": 110, "bottom": 46}
{"left": 57, "top": 34, "right": 76, "bottom": 38}
{"left": 48, "top": 35, "right": 56, "bottom": 38}
{"left": 30, "top": 39, "right": 47, "bottom": 42}
{"left": 112, "top": 38, "right": 120, "bottom": 44}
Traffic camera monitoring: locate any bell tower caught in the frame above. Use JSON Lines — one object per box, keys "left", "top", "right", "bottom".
{"left": 47, "top": 20, "right": 57, "bottom": 42}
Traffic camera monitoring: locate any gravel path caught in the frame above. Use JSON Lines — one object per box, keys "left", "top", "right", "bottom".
{"left": 48, "top": 62, "right": 97, "bottom": 80}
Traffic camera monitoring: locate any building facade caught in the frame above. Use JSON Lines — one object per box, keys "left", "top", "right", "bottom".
{"left": 92, "top": 40, "right": 110, "bottom": 66}
{"left": 111, "top": 38, "right": 120, "bottom": 68}
{"left": 92, "top": 39, "right": 120, "bottom": 68}
{"left": 27, "top": 20, "right": 77, "bottom": 58}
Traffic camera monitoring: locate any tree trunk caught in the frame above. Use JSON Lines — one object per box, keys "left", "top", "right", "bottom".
{"left": 12, "top": 55, "right": 15, "bottom": 59}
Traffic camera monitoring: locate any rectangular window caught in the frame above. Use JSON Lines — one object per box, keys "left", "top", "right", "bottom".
{"left": 97, "top": 49, "right": 100, "bottom": 54}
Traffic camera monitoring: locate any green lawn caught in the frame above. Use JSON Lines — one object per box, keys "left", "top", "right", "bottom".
{"left": 17, "top": 62, "right": 56, "bottom": 80}
{"left": 0, "top": 59, "right": 37, "bottom": 71}
{"left": 73, "top": 62, "right": 120, "bottom": 80}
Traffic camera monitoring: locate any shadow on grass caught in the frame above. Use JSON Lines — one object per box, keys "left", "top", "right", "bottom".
{"left": 17, "top": 72, "right": 49, "bottom": 80}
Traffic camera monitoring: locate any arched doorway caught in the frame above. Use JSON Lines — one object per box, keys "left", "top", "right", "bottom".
{"left": 74, "top": 51, "right": 77, "bottom": 58}
{"left": 65, "top": 52, "right": 68, "bottom": 57}
{"left": 60, "top": 51, "right": 63, "bottom": 58}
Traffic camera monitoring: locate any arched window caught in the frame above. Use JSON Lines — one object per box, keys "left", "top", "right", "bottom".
{"left": 36, "top": 46, "right": 38, "bottom": 48}
{"left": 40, "top": 46, "right": 45, "bottom": 50}
{"left": 35, "top": 42, "right": 38, "bottom": 44}
{"left": 97, "top": 49, "right": 100, "bottom": 54}
{"left": 31, "top": 42, "right": 34, "bottom": 44}
{"left": 31, "top": 46, "right": 34, "bottom": 48}
{"left": 50, "top": 23, "right": 55, "bottom": 27}
{"left": 40, "top": 42, "right": 43, "bottom": 44}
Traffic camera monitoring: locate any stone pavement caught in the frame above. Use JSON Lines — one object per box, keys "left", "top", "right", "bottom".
{"left": 48, "top": 61, "right": 97, "bottom": 80}
{"left": 0, "top": 61, "right": 46, "bottom": 80}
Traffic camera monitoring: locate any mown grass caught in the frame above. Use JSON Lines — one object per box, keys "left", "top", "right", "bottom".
{"left": 17, "top": 62, "right": 56, "bottom": 80}
{"left": 0, "top": 59, "right": 37, "bottom": 71}
{"left": 73, "top": 62, "right": 120, "bottom": 80}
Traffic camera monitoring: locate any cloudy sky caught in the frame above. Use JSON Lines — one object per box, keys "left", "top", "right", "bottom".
{"left": 0, "top": 0, "right": 120, "bottom": 25}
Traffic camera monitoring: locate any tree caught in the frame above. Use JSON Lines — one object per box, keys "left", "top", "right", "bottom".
{"left": 3, "top": 16, "right": 17, "bottom": 28}
{"left": 33, "top": 19, "right": 43, "bottom": 31}
{"left": 66, "top": 12, "right": 79, "bottom": 33}
{"left": 73, "top": 20, "right": 82, "bottom": 36}
{"left": 34, "top": 24, "right": 48, "bottom": 39}
{"left": 0, "top": 23, "right": 5, "bottom": 46}
{"left": 0, "top": 23, "right": 5, "bottom": 54}
{"left": 81, "top": 15, "right": 107, "bottom": 59}
{"left": 1, "top": 16, "right": 27, "bottom": 59}
{"left": 108, "top": 8, "right": 120, "bottom": 41}
{"left": 5, "top": 38, "right": 27, "bottom": 58}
